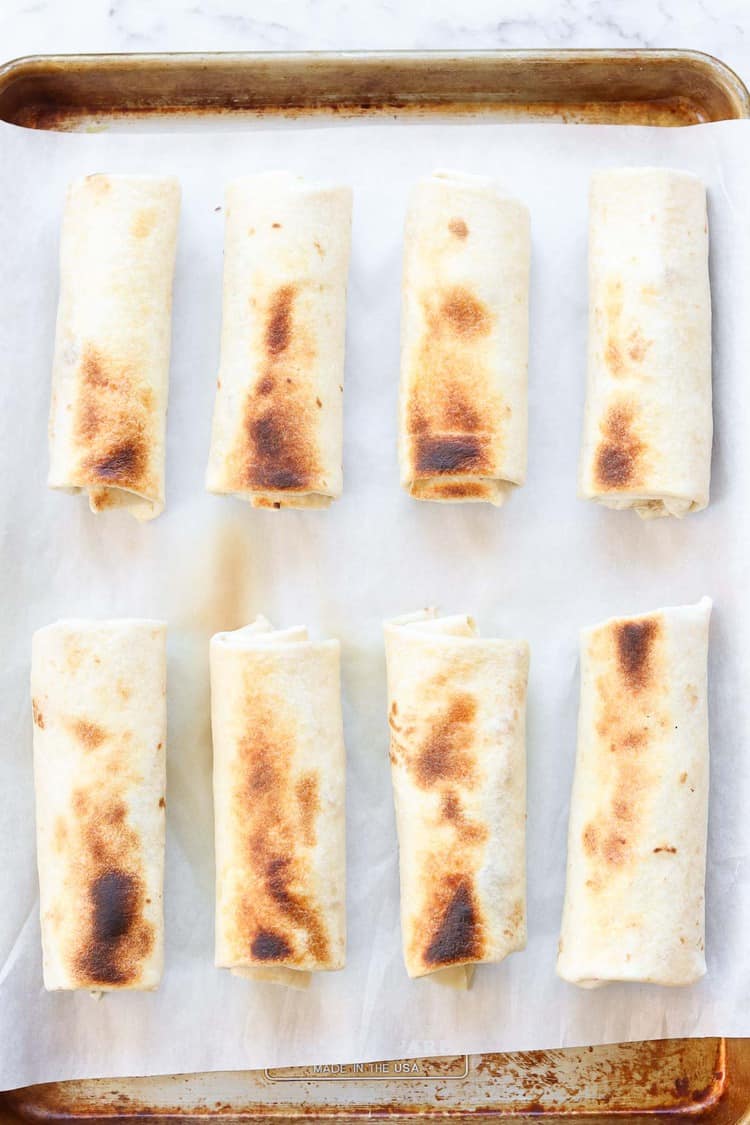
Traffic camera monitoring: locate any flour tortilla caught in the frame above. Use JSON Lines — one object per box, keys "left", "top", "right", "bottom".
{"left": 206, "top": 173, "right": 352, "bottom": 509}
{"left": 48, "top": 174, "right": 180, "bottom": 520}
{"left": 579, "top": 168, "right": 712, "bottom": 518}
{"left": 557, "top": 597, "right": 711, "bottom": 987}
{"left": 31, "top": 619, "right": 167, "bottom": 991}
{"left": 399, "top": 170, "right": 530, "bottom": 505}
{"left": 211, "top": 618, "right": 346, "bottom": 987}
{"left": 384, "top": 610, "right": 528, "bottom": 987}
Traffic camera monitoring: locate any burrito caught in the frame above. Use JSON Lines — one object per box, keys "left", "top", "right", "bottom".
{"left": 206, "top": 173, "right": 352, "bottom": 509}
{"left": 557, "top": 598, "right": 711, "bottom": 987}
{"left": 31, "top": 619, "right": 167, "bottom": 991}
{"left": 48, "top": 174, "right": 180, "bottom": 520}
{"left": 579, "top": 169, "right": 712, "bottom": 518}
{"left": 384, "top": 610, "right": 528, "bottom": 986}
{"left": 211, "top": 618, "right": 346, "bottom": 987}
{"left": 399, "top": 171, "right": 530, "bottom": 504}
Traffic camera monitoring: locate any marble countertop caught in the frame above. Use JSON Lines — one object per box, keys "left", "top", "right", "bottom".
{"left": 0, "top": 0, "right": 747, "bottom": 89}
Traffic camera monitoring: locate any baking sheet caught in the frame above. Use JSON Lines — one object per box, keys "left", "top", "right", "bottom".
{"left": 1, "top": 116, "right": 749, "bottom": 1092}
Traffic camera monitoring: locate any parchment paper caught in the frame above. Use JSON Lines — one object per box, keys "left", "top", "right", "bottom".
{"left": 1, "top": 116, "right": 749, "bottom": 1091}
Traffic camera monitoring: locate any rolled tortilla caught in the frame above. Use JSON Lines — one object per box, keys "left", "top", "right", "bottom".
{"left": 384, "top": 610, "right": 528, "bottom": 986}
{"left": 579, "top": 168, "right": 712, "bottom": 518}
{"left": 211, "top": 618, "right": 346, "bottom": 987}
{"left": 557, "top": 597, "right": 711, "bottom": 988}
{"left": 48, "top": 174, "right": 180, "bottom": 520}
{"left": 31, "top": 619, "right": 167, "bottom": 991}
{"left": 399, "top": 170, "right": 529, "bottom": 504}
{"left": 206, "top": 173, "right": 352, "bottom": 509}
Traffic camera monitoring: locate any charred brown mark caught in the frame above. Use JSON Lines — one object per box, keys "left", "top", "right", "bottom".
{"left": 616, "top": 618, "right": 659, "bottom": 693}
{"left": 438, "top": 286, "right": 491, "bottom": 337}
{"left": 90, "top": 442, "right": 145, "bottom": 484}
{"left": 583, "top": 618, "right": 665, "bottom": 881}
{"left": 654, "top": 845, "right": 677, "bottom": 854}
{"left": 414, "top": 693, "right": 478, "bottom": 789}
{"left": 415, "top": 434, "right": 485, "bottom": 476}
{"left": 69, "top": 789, "right": 155, "bottom": 987}
{"left": 448, "top": 218, "right": 469, "bottom": 239}
{"left": 264, "top": 284, "right": 296, "bottom": 357}
{"left": 235, "top": 284, "right": 320, "bottom": 495}
{"left": 408, "top": 286, "right": 497, "bottom": 484}
{"left": 76, "top": 345, "right": 153, "bottom": 494}
{"left": 32, "top": 699, "right": 45, "bottom": 729}
{"left": 439, "top": 791, "right": 488, "bottom": 844}
{"left": 251, "top": 930, "right": 292, "bottom": 961}
{"left": 231, "top": 699, "right": 331, "bottom": 968}
{"left": 246, "top": 413, "right": 311, "bottom": 491}
{"left": 593, "top": 404, "right": 645, "bottom": 490}
{"left": 71, "top": 718, "right": 107, "bottom": 749}
{"left": 424, "top": 876, "right": 482, "bottom": 966}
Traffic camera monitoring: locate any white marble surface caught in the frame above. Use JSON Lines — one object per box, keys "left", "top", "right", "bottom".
{"left": 0, "top": 0, "right": 747, "bottom": 87}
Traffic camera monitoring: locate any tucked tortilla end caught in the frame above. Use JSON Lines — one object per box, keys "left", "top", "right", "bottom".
{"left": 231, "top": 965, "right": 313, "bottom": 990}
{"left": 407, "top": 475, "right": 516, "bottom": 505}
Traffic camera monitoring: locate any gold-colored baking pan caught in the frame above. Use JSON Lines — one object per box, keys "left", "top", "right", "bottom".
{"left": 0, "top": 48, "right": 747, "bottom": 129}
{"left": 0, "top": 46, "right": 748, "bottom": 1124}
{"left": 2, "top": 1040, "right": 750, "bottom": 1122}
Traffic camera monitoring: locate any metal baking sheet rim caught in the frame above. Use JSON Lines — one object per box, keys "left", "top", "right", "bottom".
{"left": 0, "top": 48, "right": 748, "bottom": 127}
{"left": 0, "top": 44, "right": 749, "bottom": 1124}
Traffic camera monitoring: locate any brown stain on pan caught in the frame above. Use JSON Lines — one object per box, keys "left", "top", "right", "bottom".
{"left": 407, "top": 284, "right": 500, "bottom": 488}
{"left": 63, "top": 789, "right": 155, "bottom": 987}
{"left": 74, "top": 345, "right": 155, "bottom": 501}
{"left": 226, "top": 686, "right": 329, "bottom": 968}
{"left": 581, "top": 615, "right": 666, "bottom": 879}
{"left": 593, "top": 402, "right": 646, "bottom": 491}
{"left": 230, "top": 284, "right": 322, "bottom": 495}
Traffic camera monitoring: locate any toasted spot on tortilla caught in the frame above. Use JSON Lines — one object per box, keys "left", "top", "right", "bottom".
{"left": 448, "top": 218, "right": 469, "bottom": 239}
{"left": 32, "top": 699, "right": 45, "bottom": 729}
{"left": 264, "top": 283, "right": 296, "bottom": 357}
{"left": 616, "top": 618, "right": 660, "bottom": 693}
{"left": 230, "top": 284, "right": 321, "bottom": 496}
{"left": 64, "top": 786, "right": 155, "bottom": 988}
{"left": 439, "top": 286, "right": 491, "bottom": 337}
{"left": 71, "top": 718, "right": 107, "bottom": 749}
{"left": 251, "top": 930, "right": 292, "bottom": 961}
{"left": 131, "top": 207, "right": 157, "bottom": 238}
{"left": 423, "top": 876, "right": 482, "bottom": 967}
{"left": 228, "top": 693, "right": 331, "bottom": 968}
{"left": 414, "top": 693, "right": 478, "bottom": 789}
{"left": 296, "top": 773, "right": 319, "bottom": 848}
{"left": 593, "top": 403, "right": 645, "bottom": 490}
{"left": 414, "top": 434, "right": 486, "bottom": 476}
{"left": 439, "top": 791, "right": 488, "bottom": 844}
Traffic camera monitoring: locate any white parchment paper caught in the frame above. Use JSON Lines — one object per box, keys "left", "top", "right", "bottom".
{"left": 1, "top": 116, "right": 750, "bottom": 1091}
